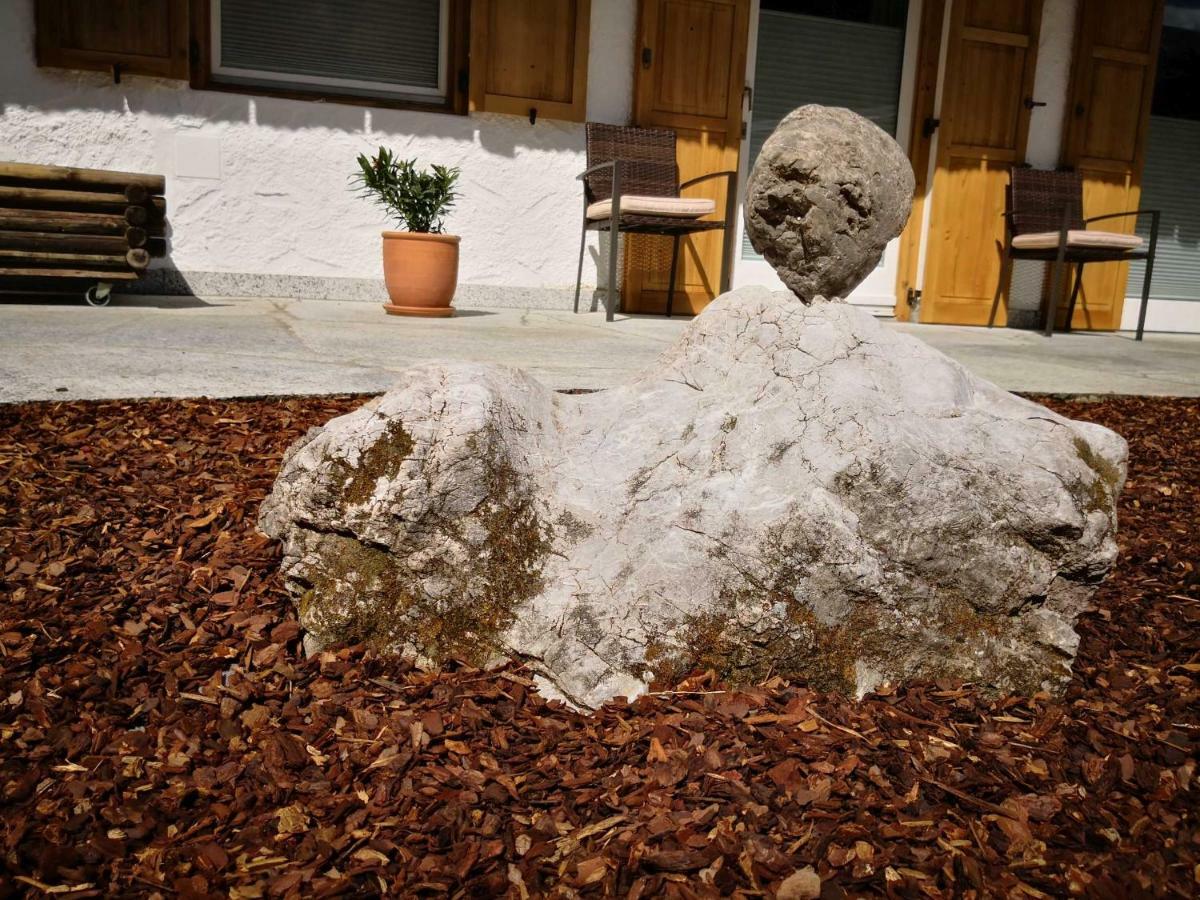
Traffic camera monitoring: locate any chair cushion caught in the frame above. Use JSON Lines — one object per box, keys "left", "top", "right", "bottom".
{"left": 1011, "top": 229, "right": 1144, "bottom": 251}
{"left": 586, "top": 195, "right": 716, "bottom": 220}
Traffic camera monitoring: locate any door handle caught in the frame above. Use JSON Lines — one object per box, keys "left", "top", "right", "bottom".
{"left": 1023, "top": 97, "right": 1048, "bottom": 110}
{"left": 923, "top": 116, "right": 940, "bottom": 138}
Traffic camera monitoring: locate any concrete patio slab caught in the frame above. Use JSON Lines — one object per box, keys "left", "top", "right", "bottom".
{"left": 1, "top": 295, "right": 1197, "bottom": 403}
{"left": 889, "top": 320, "right": 1200, "bottom": 397}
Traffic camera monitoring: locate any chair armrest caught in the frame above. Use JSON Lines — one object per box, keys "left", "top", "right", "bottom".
{"left": 1083, "top": 209, "right": 1162, "bottom": 249}
{"left": 679, "top": 171, "right": 738, "bottom": 226}
{"left": 576, "top": 160, "right": 616, "bottom": 182}
{"left": 1084, "top": 209, "right": 1159, "bottom": 226}
{"left": 577, "top": 160, "right": 627, "bottom": 213}
{"left": 678, "top": 170, "right": 738, "bottom": 191}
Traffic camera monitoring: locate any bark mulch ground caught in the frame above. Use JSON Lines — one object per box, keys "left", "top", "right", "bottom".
{"left": 0, "top": 394, "right": 1196, "bottom": 899}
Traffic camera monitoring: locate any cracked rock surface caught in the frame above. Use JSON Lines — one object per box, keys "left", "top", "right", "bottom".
{"left": 744, "top": 105, "right": 915, "bottom": 301}
{"left": 260, "top": 287, "right": 1126, "bottom": 708}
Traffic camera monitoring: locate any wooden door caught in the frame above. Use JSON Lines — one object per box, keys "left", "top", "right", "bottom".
{"left": 1058, "top": 0, "right": 1164, "bottom": 331}
{"left": 919, "top": 0, "right": 1043, "bottom": 325}
{"left": 625, "top": 0, "right": 749, "bottom": 315}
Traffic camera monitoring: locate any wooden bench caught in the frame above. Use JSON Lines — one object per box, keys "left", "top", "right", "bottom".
{"left": 0, "top": 162, "right": 168, "bottom": 305}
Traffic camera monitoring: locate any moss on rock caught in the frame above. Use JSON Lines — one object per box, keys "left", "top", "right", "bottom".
{"left": 1073, "top": 436, "right": 1121, "bottom": 516}
{"left": 332, "top": 419, "right": 415, "bottom": 506}
{"left": 298, "top": 424, "right": 551, "bottom": 666}
{"left": 642, "top": 518, "right": 1054, "bottom": 696}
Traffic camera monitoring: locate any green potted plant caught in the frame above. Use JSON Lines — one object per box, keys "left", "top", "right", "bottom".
{"left": 351, "top": 148, "right": 461, "bottom": 317}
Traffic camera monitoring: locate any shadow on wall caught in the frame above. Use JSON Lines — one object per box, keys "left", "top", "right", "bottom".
{"left": 0, "top": 73, "right": 583, "bottom": 163}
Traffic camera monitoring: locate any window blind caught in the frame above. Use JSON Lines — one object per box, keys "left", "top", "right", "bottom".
{"left": 742, "top": 11, "right": 907, "bottom": 259}
{"left": 1126, "top": 115, "right": 1200, "bottom": 301}
{"left": 216, "top": 0, "right": 443, "bottom": 98}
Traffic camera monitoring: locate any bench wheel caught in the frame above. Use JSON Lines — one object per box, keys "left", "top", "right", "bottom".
{"left": 85, "top": 283, "right": 112, "bottom": 307}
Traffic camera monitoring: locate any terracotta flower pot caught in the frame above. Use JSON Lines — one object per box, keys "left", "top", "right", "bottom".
{"left": 381, "top": 231, "right": 459, "bottom": 317}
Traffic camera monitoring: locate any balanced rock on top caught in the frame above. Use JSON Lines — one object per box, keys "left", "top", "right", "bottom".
{"left": 744, "top": 105, "right": 915, "bottom": 301}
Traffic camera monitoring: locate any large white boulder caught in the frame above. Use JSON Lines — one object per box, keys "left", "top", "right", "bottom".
{"left": 260, "top": 288, "right": 1126, "bottom": 708}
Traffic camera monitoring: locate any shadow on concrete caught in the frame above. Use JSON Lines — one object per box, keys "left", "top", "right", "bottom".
{"left": 0, "top": 291, "right": 226, "bottom": 309}
{"left": 110, "top": 294, "right": 228, "bottom": 309}
{"left": 448, "top": 308, "right": 498, "bottom": 318}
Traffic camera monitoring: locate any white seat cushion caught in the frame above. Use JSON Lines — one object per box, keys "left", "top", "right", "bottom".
{"left": 1011, "top": 229, "right": 1144, "bottom": 251}
{"left": 586, "top": 195, "right": 716, "bottom": 220}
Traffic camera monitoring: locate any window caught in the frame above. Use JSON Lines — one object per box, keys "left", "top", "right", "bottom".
{"left": 1127, "top": 0, "right": 1200, "bottom": 301}
{"left": 1151, "top": 0, "right": 1200, "bottom": 120}
{"left": 209, "top": 0, "right": 453, "bottom": 106}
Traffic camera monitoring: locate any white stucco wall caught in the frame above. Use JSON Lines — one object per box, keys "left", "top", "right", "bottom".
{"left": 1024, "top": 0, "right": 1077, "bottom": 169}
{"left": 0, "top": 0, "right": 637, "bottom": 304}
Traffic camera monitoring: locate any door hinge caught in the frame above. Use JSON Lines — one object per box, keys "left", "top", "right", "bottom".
{"left": 641, "top": 47, "right": 653, "bottom": 68}
{"left": 741, "top": 121, "right": 747, "bottom": 139}
{"left": 906, "top": 287, "right": 922, "bottom": 322}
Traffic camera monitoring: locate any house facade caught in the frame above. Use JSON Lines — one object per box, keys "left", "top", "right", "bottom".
{"left": 3, "top": 0, "right": 1197, "bottom": 333}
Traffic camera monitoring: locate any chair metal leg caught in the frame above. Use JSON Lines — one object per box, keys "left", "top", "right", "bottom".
{"left": 666, "top": 234, "right": 681, "bottom": 318}
{"left": 1063, "top": 263, "right": 1084, "bottom": 333}
{"left": 606, "top": 169, "right": 622, "bottom": 323}
{"left": 573, "top": 218, "right": 588, "bottom": 314}
{"left": 720, "top": 194, "right": 736, "bottom": 295}
{"left": 987, "top": 240, "right": 1009, "bottom": 328}
{"left": 1044, "top": 207, "right": 1071, "bottom": 338}
{"left": 1136, "top": 212, "right": 1159, "bottom": 341}
{"left": 1136, "top": 257, "right": 1153, "bottom": 342}
{"left": 606, "top": 229, "right": 618, "bottom": 322}
{"left": 1044, "top": 255, "right": 1065, "bottom": 337}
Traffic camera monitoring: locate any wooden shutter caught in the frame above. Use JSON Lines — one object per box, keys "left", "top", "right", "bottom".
{"left": 894, "top": 0, "right": 947, "bottom": 319}
{"left": 1058, "top": 0, "right": 1164, "bottom": 331}
{"left": 624, "top": 0, "right": 749, "bottom": 315}
{"left": 918, "top": 0, "right": 1044, "bottom": 326}
{"left": 35, "top": 0, "right": 189, "bottom": 81}
{"left": 469, "top": 0, "right": 591, "bottom": 122}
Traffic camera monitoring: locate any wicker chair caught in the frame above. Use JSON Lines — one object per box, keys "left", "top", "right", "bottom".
{"left": 573, "top": 123, "right": 737, "bottom": 321}
{"left": 989, "top": 168, "right": 1160, "bottom": 339}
